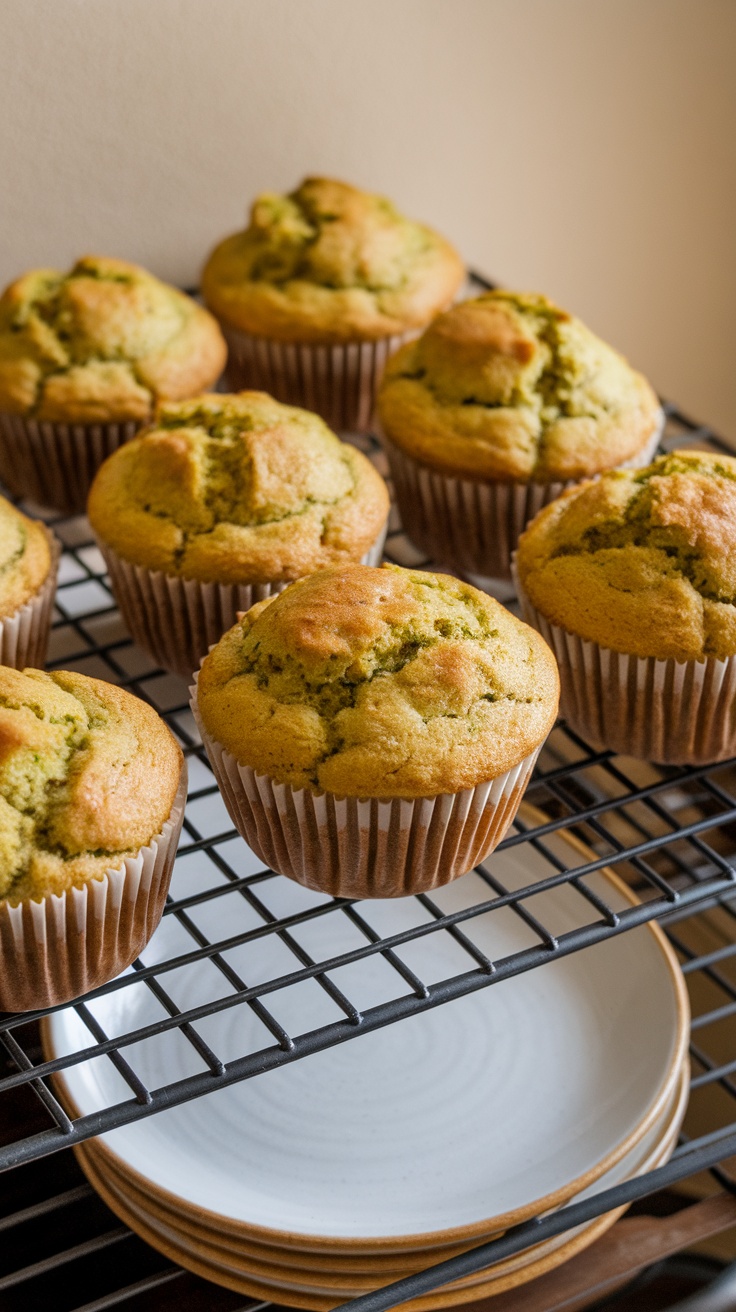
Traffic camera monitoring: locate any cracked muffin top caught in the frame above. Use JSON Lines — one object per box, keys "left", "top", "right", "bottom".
{"left": 197, "top": 563, "right": 559, "bottom": 797}
{"left": 87, "top": 392, "right": 389, "bottom": 584}
{"left": 201, "top": 177, "right": 465, "bottom": 342}
{"left": 0, "top": 256, "right": 227, "bottom": 423}
{"left": 0, "top": 667, "right": 183, "bottom": 905}
{"left": 377, "top": 291, "right": 661, "bottom": 482}
{"left": 0, "top": 498, "right": 53, "bottom": 617}
{"left": 516, "top": 452, "right": 736, "bottom": 661}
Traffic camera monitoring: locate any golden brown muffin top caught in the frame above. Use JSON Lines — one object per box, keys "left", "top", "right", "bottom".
{"left": 88, "top": 392, "right": 389, "bottom": 584}
{"left": 377, "top": 291, "right": 661, "bottom": 482}
{"left": 0, "top": 667, "right": 183, "bottom": 905}
{"left": 516, "top": 451, "right": 736, "bottom": 662}
{"left": 197, "top": 563, "right": 559, "bottom": 798}
{"left": 201, "top": 177, "right": 465, "bottom": 342}
{"left": 0, "top": 256, "right": 227, "bottom": 423}
{"left": 0, "top": 497, "right": 53, "bottom": 617}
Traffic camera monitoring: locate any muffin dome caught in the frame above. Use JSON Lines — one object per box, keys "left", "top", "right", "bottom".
{"left": 201, "top": 177, "right": 465, "bottom": 342}
{"left": 0, "top": 256, "right": 227, "bottom": 422}
{"left": 378, "top": 291, "right": 661, "bottom": 482}
{"left": 0, "top": 498, "right": 52, "bottom": 616}
{"left": 0, "top": 667, "right": 183, "bottom": 904}
{"left": 516, "top": 451, "right": 736, "bottom": 662}
{"left": 88, "top": 391, "right": 389, "bottom": 584}
{"left": 197, "top": 563, "right": 559, "bottom": 798}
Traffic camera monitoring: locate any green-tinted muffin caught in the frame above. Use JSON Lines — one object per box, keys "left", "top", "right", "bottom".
{"left": 88, "top": 391, "right": 389, "bottom": 584}
{"left": 517, "top": 451, "right": 736, "bottom": 662}
{"left": 0, "top": 666, "right": 183, "bottom": 904}
{"left": 202, "top": 177, "right": 465, "bottom": 344}
{"left": 198, "top": 563, "right": 559, "bottom": 798}
{"left": 0, "top": 256, "right": 226, "bottom": 423}
{"left": 378, "top": 291, "right": 661, "bottom": 482}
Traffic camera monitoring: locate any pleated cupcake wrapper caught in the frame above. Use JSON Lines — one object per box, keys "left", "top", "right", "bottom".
{"left": 514, "top": 570, "right": 736, "bottom": 765}
{"left": 99, "top": 523, "right": 388, "bottom": 682}
{"left": 0, "top": 765, "right": 187, "bottom": 1013}
{"left": 0, "top": 527, "right": 61, "bottom": 669}
{"left": 0, "top": 413, "right": 142, "bottom": 514}
{"left": 383, "top": 413, "right": 664, "bottom": 583}
{"left": 221, "top": 327, "right": 414, "bottom": 434}
{"left": 190, "top": 680, "right": 538, "bottom": 897}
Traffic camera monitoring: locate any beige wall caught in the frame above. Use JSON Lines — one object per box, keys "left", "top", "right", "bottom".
{"left": 1, "top": 0, "right": 735, "bottom": 434}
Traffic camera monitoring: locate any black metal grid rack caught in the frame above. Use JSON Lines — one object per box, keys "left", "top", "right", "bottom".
{"left": 2, "top": 373, "right": 736, "bottom": 1311}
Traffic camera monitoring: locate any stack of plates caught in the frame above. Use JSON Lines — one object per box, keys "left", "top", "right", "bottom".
{"left": 45, "top": 820, "right": 690, "bottom": 1309}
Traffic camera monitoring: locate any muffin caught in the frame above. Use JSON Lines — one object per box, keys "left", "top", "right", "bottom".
{"left": 514, "top": 450, "right": 736, "bottom": 763}
{"left": 193, "top": 563, "right": 559, "bottom": 897}
{"left": 377, "top": 291, "right": 663, "bottom": 581}
{"left": 0, "top": 496, "right": 60, "bottom": 668}
{"left": 201, "top": 177, "right": 465, "bottom": 432}
{"left": 0, "top": 667, "right": 186, "bottom": 1011}
{"left": 88, "top": 391, "right": 390, "bottom": 679}
{"left": 0, "top": 256, "right": 227, "bottom": 511}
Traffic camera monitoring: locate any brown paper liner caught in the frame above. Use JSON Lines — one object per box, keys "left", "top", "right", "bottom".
{"left": 0, "top": 413, "right": 142, "bottom": 513}
{"left": 514, "top": 572, "right": 736, "bottom": 765}
{"left": 0, "top": 528, "right": 60, "bottom": 669}
{"left": 191, "top": 680, "right": 539, "bottom": 897}
{"left": 99, "top": 524, "right": 387, "bottom": 681}
{"left": 383, "top": 415, "right": 664, "bottom": 582}
{"left": 221, "top": 327, "right": 414, "bottom": 433}
{"left": 0, "top": 765, "right": 187, "bottom": 1012}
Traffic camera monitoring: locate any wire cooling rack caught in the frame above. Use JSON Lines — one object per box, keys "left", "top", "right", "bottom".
{"left": 2, "top": 386, "right": 736, "bottom": 1311}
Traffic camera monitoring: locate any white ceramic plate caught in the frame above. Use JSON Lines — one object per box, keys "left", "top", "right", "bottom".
{"left": 45, "top": 825, "right": 689, "bottom": 1246}
{"left": 77, "top": 1060, "right": 689, "bottom": 1282}
{"left": 74, "top": 1067, "right": 686, "bottom": 1312}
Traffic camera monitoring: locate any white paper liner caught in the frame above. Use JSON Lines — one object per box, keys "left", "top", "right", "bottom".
{"left": 99, "top": 522, "right": 388, "bottom": 682}
{"left": 0, "top": 765, "right": 187, "bottom": 1012}
{"left": 0, "top": 527, "right": 61, "bottom": 669}
{"left": 383, "top": 412, "right": 664, "bottom": 582}
{"left": 221, "top": 328, "right": 414, "bottom": 434}
{"left": 190, "top": 679, "right": 539, "bottom": 897}
{"left": 0, "top": 413, "right": 142, "bottom": 514}
{"left": 514, "top": 571, "right": 736, "bottom": 765}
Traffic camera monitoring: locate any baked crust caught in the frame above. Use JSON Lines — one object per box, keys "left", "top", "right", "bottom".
{"left": 516, "top": 451, "right": 736, "bottom": 661}
{"left": 0, "top": 667, "right": 183, "bottom": 903}
{"left": 377, "top": 292, "right": 661, "bottom": 482}
{"left": 201, "top": 177, "right": 465, "bottom": 342}
{"left": 88, "top": 391, "right": 389, "bottom": 584}
{"left": 198, "top": 563, "right": 559, "bottom": 798}
{"left": 0, "top": 497, "right": 52, "bottom": 617}
{"left": 0, "top": 256, "right": 227, "bottom": 422}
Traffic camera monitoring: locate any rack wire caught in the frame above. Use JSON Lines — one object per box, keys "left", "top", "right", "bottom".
{"left": 2, "top": 368, "right": 736, "bottom": 1310}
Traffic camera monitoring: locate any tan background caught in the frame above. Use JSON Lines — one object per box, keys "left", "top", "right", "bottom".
{"left": 1, "top": 0, "right": 734, "bottom": 434}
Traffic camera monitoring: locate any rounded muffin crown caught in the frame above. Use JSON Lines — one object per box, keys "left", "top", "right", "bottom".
{"left": 516, "top": 451, "right": 736, "bottom": 662}
{"left": 0, "top": 497, "right": 52, "bottom": 617}
{"left": 377, "top": 291, "right": 661, "bottom": 482}
{"left": 197, "top": 563, "right": 559, "bottom": 798}
{"left": 0, "top": 256, "right": 227, "bottom": 423}
{"left": 201, "top": 177, "right": 465, "bottom": 342}
{"left": 0, "top": 667, "right": 183, "bottom": 904}
{"left": 88, "top": 391, "right": 389, "bottom": 584}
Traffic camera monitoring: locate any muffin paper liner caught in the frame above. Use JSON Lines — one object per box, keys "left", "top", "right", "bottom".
{"left": 221, "top": 327, "right": 414, "bottom": 434}
{"left": 191, "top": 679, "right": 539, "bottom": 897}
{"left": 514, "top": 571, "right": 736, "bottom": 765}
{"left": 383, "top": 412, "right": 664, "bottom": 582}
{"left": 99, "top": 524, "right": 388, "bottom": 682}
{"left": 0, "top": 764, "right": 187, "bottom": 1012}
{"left": 0, "top": 414, "right": 142, "bottom": 514}
{"left": 0, "top": 527, "right": 61, "bottom": 669}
